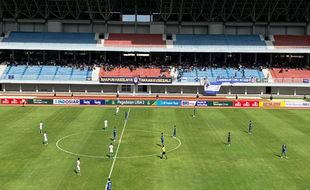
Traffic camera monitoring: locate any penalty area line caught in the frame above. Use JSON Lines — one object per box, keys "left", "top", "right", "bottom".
{"left": 108, "top": 108, "right": 131, "bottom": 179}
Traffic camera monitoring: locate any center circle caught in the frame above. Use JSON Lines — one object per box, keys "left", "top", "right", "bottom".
{"left": 56, "top": 129, "right": 181, "bottom": 159}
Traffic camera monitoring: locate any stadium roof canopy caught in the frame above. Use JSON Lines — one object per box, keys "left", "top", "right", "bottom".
{"left": 0, "top": 0, "right": 309, "bottom": 23}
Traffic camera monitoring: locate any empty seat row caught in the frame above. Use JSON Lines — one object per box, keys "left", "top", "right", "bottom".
{"left": 2, "top": 32, "right": 97, "bottom": 44}
{"left": 1, "top": 65, "right": 92, "bottom": 81}
{"left": 103, "top": 34, "right": 166, "bottom": 47}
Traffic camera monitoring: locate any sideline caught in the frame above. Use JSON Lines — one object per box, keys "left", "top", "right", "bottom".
{"left": 108, "top": 108, "right": 130, "bottom": 178}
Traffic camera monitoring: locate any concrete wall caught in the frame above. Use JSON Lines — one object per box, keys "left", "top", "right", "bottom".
{"left": 1, "top": 20, "right": 308, "bottom": 35}
{"left": 2, "top": 83, "right": 310, "bottom": 96}
{"left": 47, "top": 21, "right": 62, "bottom": 32}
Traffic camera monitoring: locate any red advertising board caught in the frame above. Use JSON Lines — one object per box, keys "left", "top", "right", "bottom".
{"left": 1, "top": 98, "right": 27, "bottom": 104}
{"left": 234, "top": 101, "right": 259, "bottom": 107}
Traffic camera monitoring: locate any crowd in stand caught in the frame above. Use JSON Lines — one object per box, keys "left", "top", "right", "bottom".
{"left": 1, "top": 53, "right": 309, "bottom": 77}
{"left": 1, "top": 58, "right": 95, "bottom": 71}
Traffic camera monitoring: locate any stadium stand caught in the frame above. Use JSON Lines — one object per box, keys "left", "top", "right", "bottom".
{"left": 175, "top": 35, "right": 265, "bottom": 46}
{"left": 100, "top": 67, "right": 170, "bottom": 78}
{"left": 273, "top": 35, "right": 310, "bottom": 48}
{"left": 1, "top": 65, "right": 92, "bottom": 81}
{"left": 178, "top": 67, "right": 264, "bottom": 82}
{"left": 103, "top": 33, "right": 166, "bottom": 47}
{"left": 270, "top": 68, "right": 310, "bottom": 83}
{"left": 2, "top": 32, "right": 97, "bottom": 44}
{"left": 0, "top": 65, "right": 7, "bottom": 77}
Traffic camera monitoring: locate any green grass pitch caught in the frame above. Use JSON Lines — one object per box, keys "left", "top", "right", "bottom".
{"left": 1, "top": 106, "right": 310, "bottom": 190}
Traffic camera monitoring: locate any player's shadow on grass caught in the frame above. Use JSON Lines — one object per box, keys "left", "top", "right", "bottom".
{"left": 74, "top": 169, "right": 78, "bottom": 174}
{"left": 274, "top": 153, "right": 282, "bottom": 158}
{"left": 242, "top": 130, "right": 249, "bottom": 134}
{"left": 156, "top": 143, "right": 162, "bottom": 147}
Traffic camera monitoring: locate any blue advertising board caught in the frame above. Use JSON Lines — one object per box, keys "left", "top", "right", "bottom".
{"left": 196, "top": 101, "right": 208, "bottom": 106}
{"left": 80, "top": 99, "right": 105, "bottom": 105}
{"left": 156, "top": 100, "right": 181, "bottom": 106}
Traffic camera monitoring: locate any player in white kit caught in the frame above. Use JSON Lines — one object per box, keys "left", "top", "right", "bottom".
{"left": 115, "top": 106, "right": 119, "bottom": 115}
{"left": 39, "top": 121, "right": 43, "bottom": 134}
{"left": 43, "top": 131, "right": 48, "bottom": 145}
{"left": 109, "top": 143, "right": 114, "bottom": 159}
{"left": 76, "top": 158, "right": 81, "bottom": 176}
{"left": 104, "top": 120, "right": 108, "bottom": 129}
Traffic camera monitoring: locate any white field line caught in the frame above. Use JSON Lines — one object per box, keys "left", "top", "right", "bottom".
{"left": 108, "top": 108, "right": 130, "bottom": 178}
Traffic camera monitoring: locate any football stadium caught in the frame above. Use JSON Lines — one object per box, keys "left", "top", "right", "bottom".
{"left": 0, "top": 0, "right": 310, "bottom": 189}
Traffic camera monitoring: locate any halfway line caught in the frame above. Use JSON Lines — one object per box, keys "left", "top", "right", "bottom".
{"left": 108, "top": 108, "right": 131, "bottom": 178}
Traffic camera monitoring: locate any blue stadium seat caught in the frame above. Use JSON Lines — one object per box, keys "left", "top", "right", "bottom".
{"left": 3, "top": 32, "right": 96, "bottom": 44}
{"left": 1, "top": 65, "right": 92, "bottom": 81}
{"left": 175, "top": 35, "right": 265, "bottom": 46}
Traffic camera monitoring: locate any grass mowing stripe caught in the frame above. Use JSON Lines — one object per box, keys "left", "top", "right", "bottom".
{"left": 108, "top": 108, "right": 130, "bottom": 179}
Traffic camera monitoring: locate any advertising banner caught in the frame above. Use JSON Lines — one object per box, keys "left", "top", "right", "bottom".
{"left": 1, "top": 98, "right": 27, "bottom": 104}
{"left": 105, "top": 100, "right": 155, "bottom": 105}
{"left": 234, "top": 101, "right": 259, "bottom": 107}
{"left": 80, "top": 99, "right": 105, "bottom": 105}
{"left": 196, "top": 101, "right": 208, "bottom": 106}
{"left": 285, "top": 101, "right": 310, "bottom": 108}
{"left": 259, "top": 101, "right": 284, "bottom": 108}
{"left": 216, "top": 78, "right": 253, "bottom": 83}
{"left": 28, "top": 99, "right": 53, "bottom": 104}
{"left": 208, "top": 101, "right": 233, "bottom": 107}
{"left": 155, "top": 100, "right": 181, "bottom": 106}
{"left": 53, "top": 99, "right": 80, "bottom": 105}
{"left": 100, "top": 77, "right": 172, "bottom": 84}
{"left": 181, "top": 101, "right": 197, "bottom": 106}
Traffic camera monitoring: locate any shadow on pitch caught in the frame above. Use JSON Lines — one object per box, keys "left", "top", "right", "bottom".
{"left": 156, "top": 143, "right": 162, "bottom": 147}
{"left": 274, "top": 153, "right": 282, "bottom": 158}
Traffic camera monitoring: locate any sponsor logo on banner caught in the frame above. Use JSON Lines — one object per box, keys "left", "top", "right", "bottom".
{"left": 216, "top": 78, "right": 252, "bottom": 83}
{"left": 196, "top": 101, "right": 208, "bottom": 106}
{"left": 208, "top": 101, "right": 233, "bottom": 107}
{"left": 234, "top": 101, "right": 259, "bottom": 107}
{"left": 28, "top": 99, "right": 53, "bottom": 104}
{"left": 259, "top": 101, "right": 283, "bottom": 108}
{"left": 100, "top": 77, "right": 172, "bottom": 84}
{"left": 156, "top": 100, "right": 181, "bottom": 106}
{"left": 80, "top": 99, "right": 105, "bottom": 105}
{"left": 1, "top": 98, "right": 27, "bottom": 104}
{"left": 181, "top": 101, "right": 196, "bottom": 106}
{"left": 285, "top": 101, "right": 310, "bottom": 108}
{"left": 105, "top": 100, "right": 155, "bottom": 105}
{"left": 53, "top": 99, "right": 80, "bottom": 105}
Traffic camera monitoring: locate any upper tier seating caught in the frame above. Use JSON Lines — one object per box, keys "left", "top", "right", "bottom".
{"left": 1, "top": 65, "right": 92, "bottom": 81}
{"left": 2, "top": 32, "right": 97, "bottom": 44}
{"left": 103, "top": 34, "right": 166, "bottom": 47}
{"left": 179, "top": 68, "right": 263, "bottom": 83}
{"left": 273, "top": 35, "right": 310, "bottom": 48}
{"left": 270, "top": 68, "right": 310, "bottom": 83}
{"left": 100, "top": 68, "right": 170, "bottom": 78}
{"left": 175, "top": 35, "right": 265, "bottom": 46}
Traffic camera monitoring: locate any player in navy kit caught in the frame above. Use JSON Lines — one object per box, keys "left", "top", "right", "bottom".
{"left": 248, "top": 120, "right": 253, "bottom": 134}
{"left": 161, "top": 132, "right": 164, "bottom": 146}
{"left": 106, "top": 178, "right": 112, "bottom": 190}
{"left": 227, "top": 132, "right": 231, "bottom": 146}
{"left": 113, "top": 127, "right": 117, "bottom": 142}
{"left": 173, "top": 125, "right": 177, "bottom": 138}
{"left": 281, "top": 144, "right": 287, "bottom": 158}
